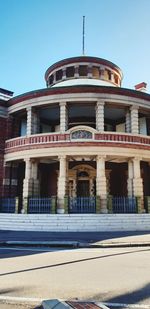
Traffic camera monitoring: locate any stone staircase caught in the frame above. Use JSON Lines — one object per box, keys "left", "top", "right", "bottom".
{"left": 0, "top": 213, "right": 150, "bottom": 231}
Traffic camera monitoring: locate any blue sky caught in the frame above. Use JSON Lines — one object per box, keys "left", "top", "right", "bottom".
{"left": 0, "top": 0, "right": 150, "bottom": 95}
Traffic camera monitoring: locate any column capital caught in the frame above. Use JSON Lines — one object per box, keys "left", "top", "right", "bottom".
{"left": 130, "top": 105, "right": 139, "bottom": 111}
{"left": 132, "top": 156, "right": 142, "bottom": 162}
{"left": 26, "top": 106, "right": 32, "bottom": 112}
{"left": 59, "top": 101, "right": 67, "bottom": 107}
{"left": 24, "top": 158, "right": 31, "bottom": 163}
{"left": 96, "top": 100, "right": 105, "bottom": 107}
{"left": 97, "top": 155, "right": 106, "bottom": 161}
{"left": 58, "top": 155, "right": 66, "bottom": 161}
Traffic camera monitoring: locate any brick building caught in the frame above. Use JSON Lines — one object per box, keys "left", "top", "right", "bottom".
{"left": 1, "top": 56, "right": 150, "bottom": 214}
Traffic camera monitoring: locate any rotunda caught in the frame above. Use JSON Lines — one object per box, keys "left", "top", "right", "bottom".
{"left": 1, "top": 55, "right": 150, "bottom": 214}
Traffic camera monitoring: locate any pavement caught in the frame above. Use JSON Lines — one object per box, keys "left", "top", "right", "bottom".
{"left": 1, "top": 231, "right": 150, "bottom": 309}
{"left": 0, "top": 230, "right": 150, "bottom": 248}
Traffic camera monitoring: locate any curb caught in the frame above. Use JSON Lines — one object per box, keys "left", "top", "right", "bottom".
{"left": 1, "top": 240, "right": 150, "bottom": 248}
{"left": 0, "top": 240, "right": 82, "bottom": 248}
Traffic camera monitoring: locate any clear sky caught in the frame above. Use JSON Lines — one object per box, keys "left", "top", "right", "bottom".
{"left": 0, "top": 0, "right": 150, "bottom": 96}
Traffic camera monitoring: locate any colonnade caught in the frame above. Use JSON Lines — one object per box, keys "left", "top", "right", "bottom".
{"left": 25, "top": 101, "right": 139, "bottom": 136}
{"left": 21, "top": 155, "right": 144, "bottom": 214}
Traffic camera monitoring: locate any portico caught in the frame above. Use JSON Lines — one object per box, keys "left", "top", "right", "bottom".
{"left": 3, "top": 150, "right": 148, "bottom": 214}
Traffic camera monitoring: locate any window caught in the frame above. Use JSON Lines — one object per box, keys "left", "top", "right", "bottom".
{"left": 92, "top": 66, "right": 99, "bottom": 78}
{"left": 79, "top": 65, "right": 88, "bottom": 76}
{"left": 66, "top": 66, "right": 75, "bottom": 77}
{"left": 56, "top": 69, "right": 63, "bottom": 81}
{"left": 49, "top": 75, "right": 54, "bottom": 85}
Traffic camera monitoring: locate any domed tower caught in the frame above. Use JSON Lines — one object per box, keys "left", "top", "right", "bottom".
{"left": 45, "top": 56, "right": 123, "bottom": 88}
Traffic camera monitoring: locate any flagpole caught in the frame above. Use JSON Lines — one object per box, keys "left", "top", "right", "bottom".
{"left": 82, "top": 16, "right": 85, "bottom": 55}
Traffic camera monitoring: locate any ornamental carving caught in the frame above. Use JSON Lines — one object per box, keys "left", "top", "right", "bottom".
{"left": 71, "top": 130, "right": 92, "bottom": 139}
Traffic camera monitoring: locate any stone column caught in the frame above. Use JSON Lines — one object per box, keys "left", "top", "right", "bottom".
{"left": 132, "top": 157, "right": 144, "bottom": 211}
{"left": 96, "top": 101, "right": 105, "bottom": 131}
{"left": 96, "top": 155, "right": 107, "bottom": 213}
{"left": 125, "top": 109, "right": 131, "bottom": 133}
{"left": 87, "top": 65, "right": 92, "bottom": 78}
{"left": 130, "top": 106, "right": 139, "bottom": 134}
{"left": 110, "top": 72, "right": 114, "bottom": 83}
{"left": 32, "top": 111, "right": 40, "bottom": 134}
{"left": 106, "top": 169, "right": 111, "bottom": 195}
{"left": 23, "top": 159, "right": 33, "bottom": 198}
{"left": 2, "top": 162, "right": 11, "bottom": 197}
{"left": 62, "top": 68, "right": 66, "bottom": 80}
{"left": 60, "top": 102, "right": 68, "bottom": 132}
{"left": 26, "top": 107, "right": 32, "bottom": 136}
{"left": 31, "top": 160, "right": 39, "bottom": 196}
{"left": 127, "top": 160, "right": 133, "bottom": 196}
{"left": 99, "top": 68, "right": 105, "bottom": 79}
{"left": 53, "top": 72, "right": 56, "bottom": 84}
{"left": 74, "top": 65, "right": 79, "bottom": 78}
{"left": 132, "top": 158, "right": 143, "bottom": 195}
{"left": 57, "top": 155, "right": 67, "bottom": 213}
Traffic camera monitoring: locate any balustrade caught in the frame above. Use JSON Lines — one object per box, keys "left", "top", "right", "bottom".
{"left": 5, "top": 132, "right": 150, "bottom": 151}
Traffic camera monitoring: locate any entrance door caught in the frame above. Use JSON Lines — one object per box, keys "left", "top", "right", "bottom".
{"left": 77, "top": 180, "right": 89, "bottom": 197}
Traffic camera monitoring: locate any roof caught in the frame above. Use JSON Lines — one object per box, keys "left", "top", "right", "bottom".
{"left": 8, "top": 85, "right": 150, "bottom": 106}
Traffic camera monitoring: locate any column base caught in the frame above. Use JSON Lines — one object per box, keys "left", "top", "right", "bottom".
{"left": 100, "top": 197, "right": 108, "bottom": 213}
{"left": 57, "top": 208, "right": 65, "bottom": 214}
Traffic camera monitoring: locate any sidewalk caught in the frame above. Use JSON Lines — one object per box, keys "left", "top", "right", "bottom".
{"left": 0, "top": 230, "right": 150, "bottom": 247}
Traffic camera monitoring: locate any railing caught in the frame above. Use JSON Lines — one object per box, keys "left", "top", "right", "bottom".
{"left": 95, "top": 133, "right": 150, "bottom": 145}
{"left": 5, "top": 132, "right": 150, "bottom": 151}
{"left": 0, "top": 198, "right": 16, "bottom": 213}
{"left": 112, "top": 197, "right": 136, "bottom": 213}
{"left": 69, "top": 197, "right": 96, "bottom": 213}
{"left": 6, "top": 133, "right": 70, "bottom": 149}
{"left": 28, "top": 197, "right": 53, "bottom": 214}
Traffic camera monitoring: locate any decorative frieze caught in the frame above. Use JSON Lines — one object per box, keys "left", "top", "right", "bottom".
{"left": 71, "top": 130, "right": 92, "bottom": 139}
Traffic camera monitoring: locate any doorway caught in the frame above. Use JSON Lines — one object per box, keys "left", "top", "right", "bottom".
{"left": 77, "top": 180, "right": 89, "bottom": 197}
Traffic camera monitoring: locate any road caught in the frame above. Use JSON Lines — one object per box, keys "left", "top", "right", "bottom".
{"left": 0, "top": 246, "right": 150, "bottom": 308}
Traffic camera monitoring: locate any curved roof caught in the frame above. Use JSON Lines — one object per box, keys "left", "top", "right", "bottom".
{"left": 8, "top": 85, "right": 150, "bottom": 106}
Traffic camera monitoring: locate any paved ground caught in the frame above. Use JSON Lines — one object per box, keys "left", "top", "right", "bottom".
{"left": 0, "top": 246, "right": 150, "bottom": 307}
{"left": 1, "top": 230, "right": 150, "bottom": 309}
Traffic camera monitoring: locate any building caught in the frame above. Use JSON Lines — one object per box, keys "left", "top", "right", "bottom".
{"left": 1, "top": 56, "right": 150, "bottom": 215}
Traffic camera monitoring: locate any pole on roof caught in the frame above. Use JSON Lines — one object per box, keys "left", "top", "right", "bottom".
{"left": 82, "top": 16, "right": 85, "bottom": 55}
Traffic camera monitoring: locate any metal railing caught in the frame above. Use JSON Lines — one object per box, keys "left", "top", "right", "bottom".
{"left": 69, "top": 197, "right": 96, "bottom": 213}
{"left": 0, "top": 198, "right": 16, "bottom": 213}
{"left": 112, "top": 197, "right": 136, "bottom": 213}
{"left": 28, "top": 197, "right": 52, "bottom": 214}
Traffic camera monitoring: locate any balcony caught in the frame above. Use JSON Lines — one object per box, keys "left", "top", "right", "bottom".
{"left": 5, "top": 131, "right": 150, "bottom": 154}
